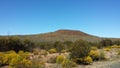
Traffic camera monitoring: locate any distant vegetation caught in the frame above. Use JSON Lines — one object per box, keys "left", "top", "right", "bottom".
{"left": 0, "top": 36, "right": 35, "bottom": 52}
{"left": 1, "top": 30, "right": 120, "bottom": 68}
{"left": 0, "top": 36, "right": 120, "bottom": 55}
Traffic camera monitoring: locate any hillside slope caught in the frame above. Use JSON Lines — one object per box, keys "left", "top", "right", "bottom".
{"left": 1, "top": 29, "right": 120, "bottom": 42}
{"left": 18, "top": 29, "right": 102, "bottom": 42}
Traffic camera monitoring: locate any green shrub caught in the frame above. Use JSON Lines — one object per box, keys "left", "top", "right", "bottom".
{"left": 83, "top": 56, "right": 93, "bottom": 65}
{"left": 18, "top": 50, "right": 30, "bottom": 59}
{"left": 2, "top": 51, "right": 21, "bottom": 66}
{"left": 99, "top": 51, "right": 106, "bottom": 60}
{"left": 89, "top": 50, "right": 106, "bottom": 61}
{"left": 41, "top": 50, "right": 48, "bottom": 56}
{"left": 70, "top": 40, "right": 91, "bottom": 59}
{"left": 111, "top": 45, "right": 120, "bottom": 48}
{"left": 0, "top": 50, "right": 35, "bottom": 68}
{"left": 75, "top": 56, "right": 93, "bottom": 65}
{"left": 53, "top": 41, "right": 64, "bottom": 53}
{"left": 61, "top": 50, "right": 66, "bottom": 53}
{"left": 14, "top": 59, "right": 32, "bottom": 68}
{"left": 104, "top": 47, "right": 111, "bottom": 51}
{"left": 0, "top": 37, "right": 35, "bottom": 52}
{"left": 56, "top": 55, "right": 65, "bottom": 64}
{"left": 118, "top": 51, "right": 120, "bottom": 55}
{"left": 62, "top": 59, "right": 77, "bottom": 68}
{"left": 49, "top": 48, "right": 57, "bottom": 53}
{"left": 0, "top": 52, "right": 5, "bottom": 66}
{"left": 89, "top": 50, "right": 99, "bottom": 61}
{"left": 70, "top": 40, "right": 91, "bottom": 64}
{"left": 30, "top": 60, "right": 45, "bottom": 68}
{"left": 14, "top": 59, "right": 45, "bottom": 68}
{"left": 91, "top": 46, "right": 98, "bottom": 50}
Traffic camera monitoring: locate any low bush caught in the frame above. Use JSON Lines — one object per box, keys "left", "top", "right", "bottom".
{"left": 61, "top": 50, "right": 66, "bottom": 53}
{"left": 2, "top": 51, "right": 20, "bottom": 66}
{"left": 14, "top": 59, "right": 32, "bottom": 68}
{"left": 0, "top": 52, "right": 5, "bottom": 66}
{"left": 62, "top": 59, "right": 77, "bottom": 68}
{"left": 111, "top": 45, "right": 120, "bottom": 48}
{"left": 18, "top": 50, "right": 30, "bottom": 59}
{"left": 70, "top": 40, "right": 91, "bottom": 59}
{"left": 104, "top": 47, "right": 111, "bottom": 51}
{"left": 47, "top": 57, "right": 57, "bottom": 63}
{"left": 0, "top": 50, "right": 34, "bottom": 68}
{"left": 56, "top": 55, "right": 65, "bottom": 64}
{"left": 89, "top": 50, "right": 99, "bottom": 61}
{"left": 83, "top": 56, "right": 93, "bottom": 65}
{"left": 49, "top": 48, "right": 57, "bottom": 53}
{"left": 75, "top": 56, "right": 93, "bottom": 65}
{"left": 91, "top": 46, "right": 98, "bottom": 50}
{"left": 40, "top": 50, "right": 48, "bottom": 56}
{"left": 30, "top": 60, "right": 45, "bottom": 68}
{"left": 99, "top": 51, "right": 106, "bottom": 60}
{"left": 33, "top": 49, "right": 40, "bottom": 55}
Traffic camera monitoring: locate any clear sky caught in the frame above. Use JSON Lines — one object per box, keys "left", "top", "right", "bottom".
{"left": 0, "top": 0, "right": 120, "bottom": 38}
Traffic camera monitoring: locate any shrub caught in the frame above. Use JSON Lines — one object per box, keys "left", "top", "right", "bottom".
{"left": 0, "top": 52, "right": 5, "bottom": 66}
{"left": 14, "top": 59, "right": 32, "bottom": 68}
{"left": 99, "top": 51, "right": 106, "bottom": 60}
{"left": 0, "top": 50, "right": 34, "bottom": 68}
{"left": 70, "top": 40, "right": 91, "bottom": 64}
{"left": 33, "top": 48, "right": 40, "bottom": 55}
{"left": 89, "top": 50, "right": 99, "bottom": 61}
{"left": 40, "top": 50, "right": 48, "bottom": 57}
{"left": 53, "top": 41, "right": 64, "bottom": 53}
{"left": 18, "top": 50, "right": 30, "bottom": 59}
{"left": 83, "top": 56, "right": 93, "bottom": 65}
{"left": 100, "top": 39, "right": 112, "bottom": 47}
{"left": 70, "top": 40, "right": 91, "bottom": 58}
{"left": 104, "top": 48, "right": 111, "bottom": 51}
{"left": 56, "top": 55, "right": 65, "bottom": 64}
{"left": 38, "top": 55, "right": 42, "bottom": 58}
{"left": 33, "top": 51, "right": 39, "bottom": 55}
{"left": 75, "top": 56, "right": 93, "bottom": 65}
{"left": 47, "top": 57, "right": 57, "bottom": 63}
{"left": 118, "top": 50, "right": 120, "bottom": 55}
{"left": 91, "top": 46, "right": 98, "bottom": 50}
{"left": 111, "top": 45, "right": 120, "bottom": 48}
{"left": 30, "top": 60, "right": 45, "bottom": 68}
{"left": 2, "top": 51, "right": 20, "bottom": 66}
{"left": 14, "top": 59, "right": 45, "bottom": 68}
{"left": 0, "top": 37, "right": 35, "bottom": 52}
{"left": 49, "top": 48, "right": 57, "bottom": 53}
{"left": 61, "top": 50, "right": 66, "bottom": 53}
{"left": 62, "top": 59, "right": 77, "bottom": 68}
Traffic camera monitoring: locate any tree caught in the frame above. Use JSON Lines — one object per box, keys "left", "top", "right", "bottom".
{"left": 53, "top": 41, "right": 64, "bottom": 53}
{"left": 100, "top": 39, "right": 112, "bottom": 47}
{"left": 113, "top": 40, "right": 120, "bottom": 45}
{"left": 23, "top": 39, "right": 35, "bottom": 51}
{"left": 63, "top": 41, "right": 73, "bottom": 50}
{"left": 8, "top": 36, "right": 24, "bottom": 52}
{"left": 70, "top": 40, "right": 91, "bottom": 64}
{"left": 0, "top": 37, "right": 9, "bottom": 51}
{"left": 0, "top": 37, "right": 35, "bottom": 52}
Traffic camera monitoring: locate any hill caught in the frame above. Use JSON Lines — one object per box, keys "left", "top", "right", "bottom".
{"left": 1, "top": 29, "right": 120, "bottom": 42}
{"left": 16, "top": 29, "right": 102, "bottom": 42}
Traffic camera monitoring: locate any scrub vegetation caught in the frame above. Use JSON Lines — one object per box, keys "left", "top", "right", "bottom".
{"left": 0, "top": 30, "right": 120, "bottom": 68}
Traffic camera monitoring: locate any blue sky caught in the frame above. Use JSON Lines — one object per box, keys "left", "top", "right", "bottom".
{"left": 0, "top": 0, "right": 120, "bottom": 38}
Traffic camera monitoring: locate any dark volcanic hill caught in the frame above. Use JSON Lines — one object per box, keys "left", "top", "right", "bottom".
{"left": 1, "top": 29, "right": 120, "bottom": 42}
